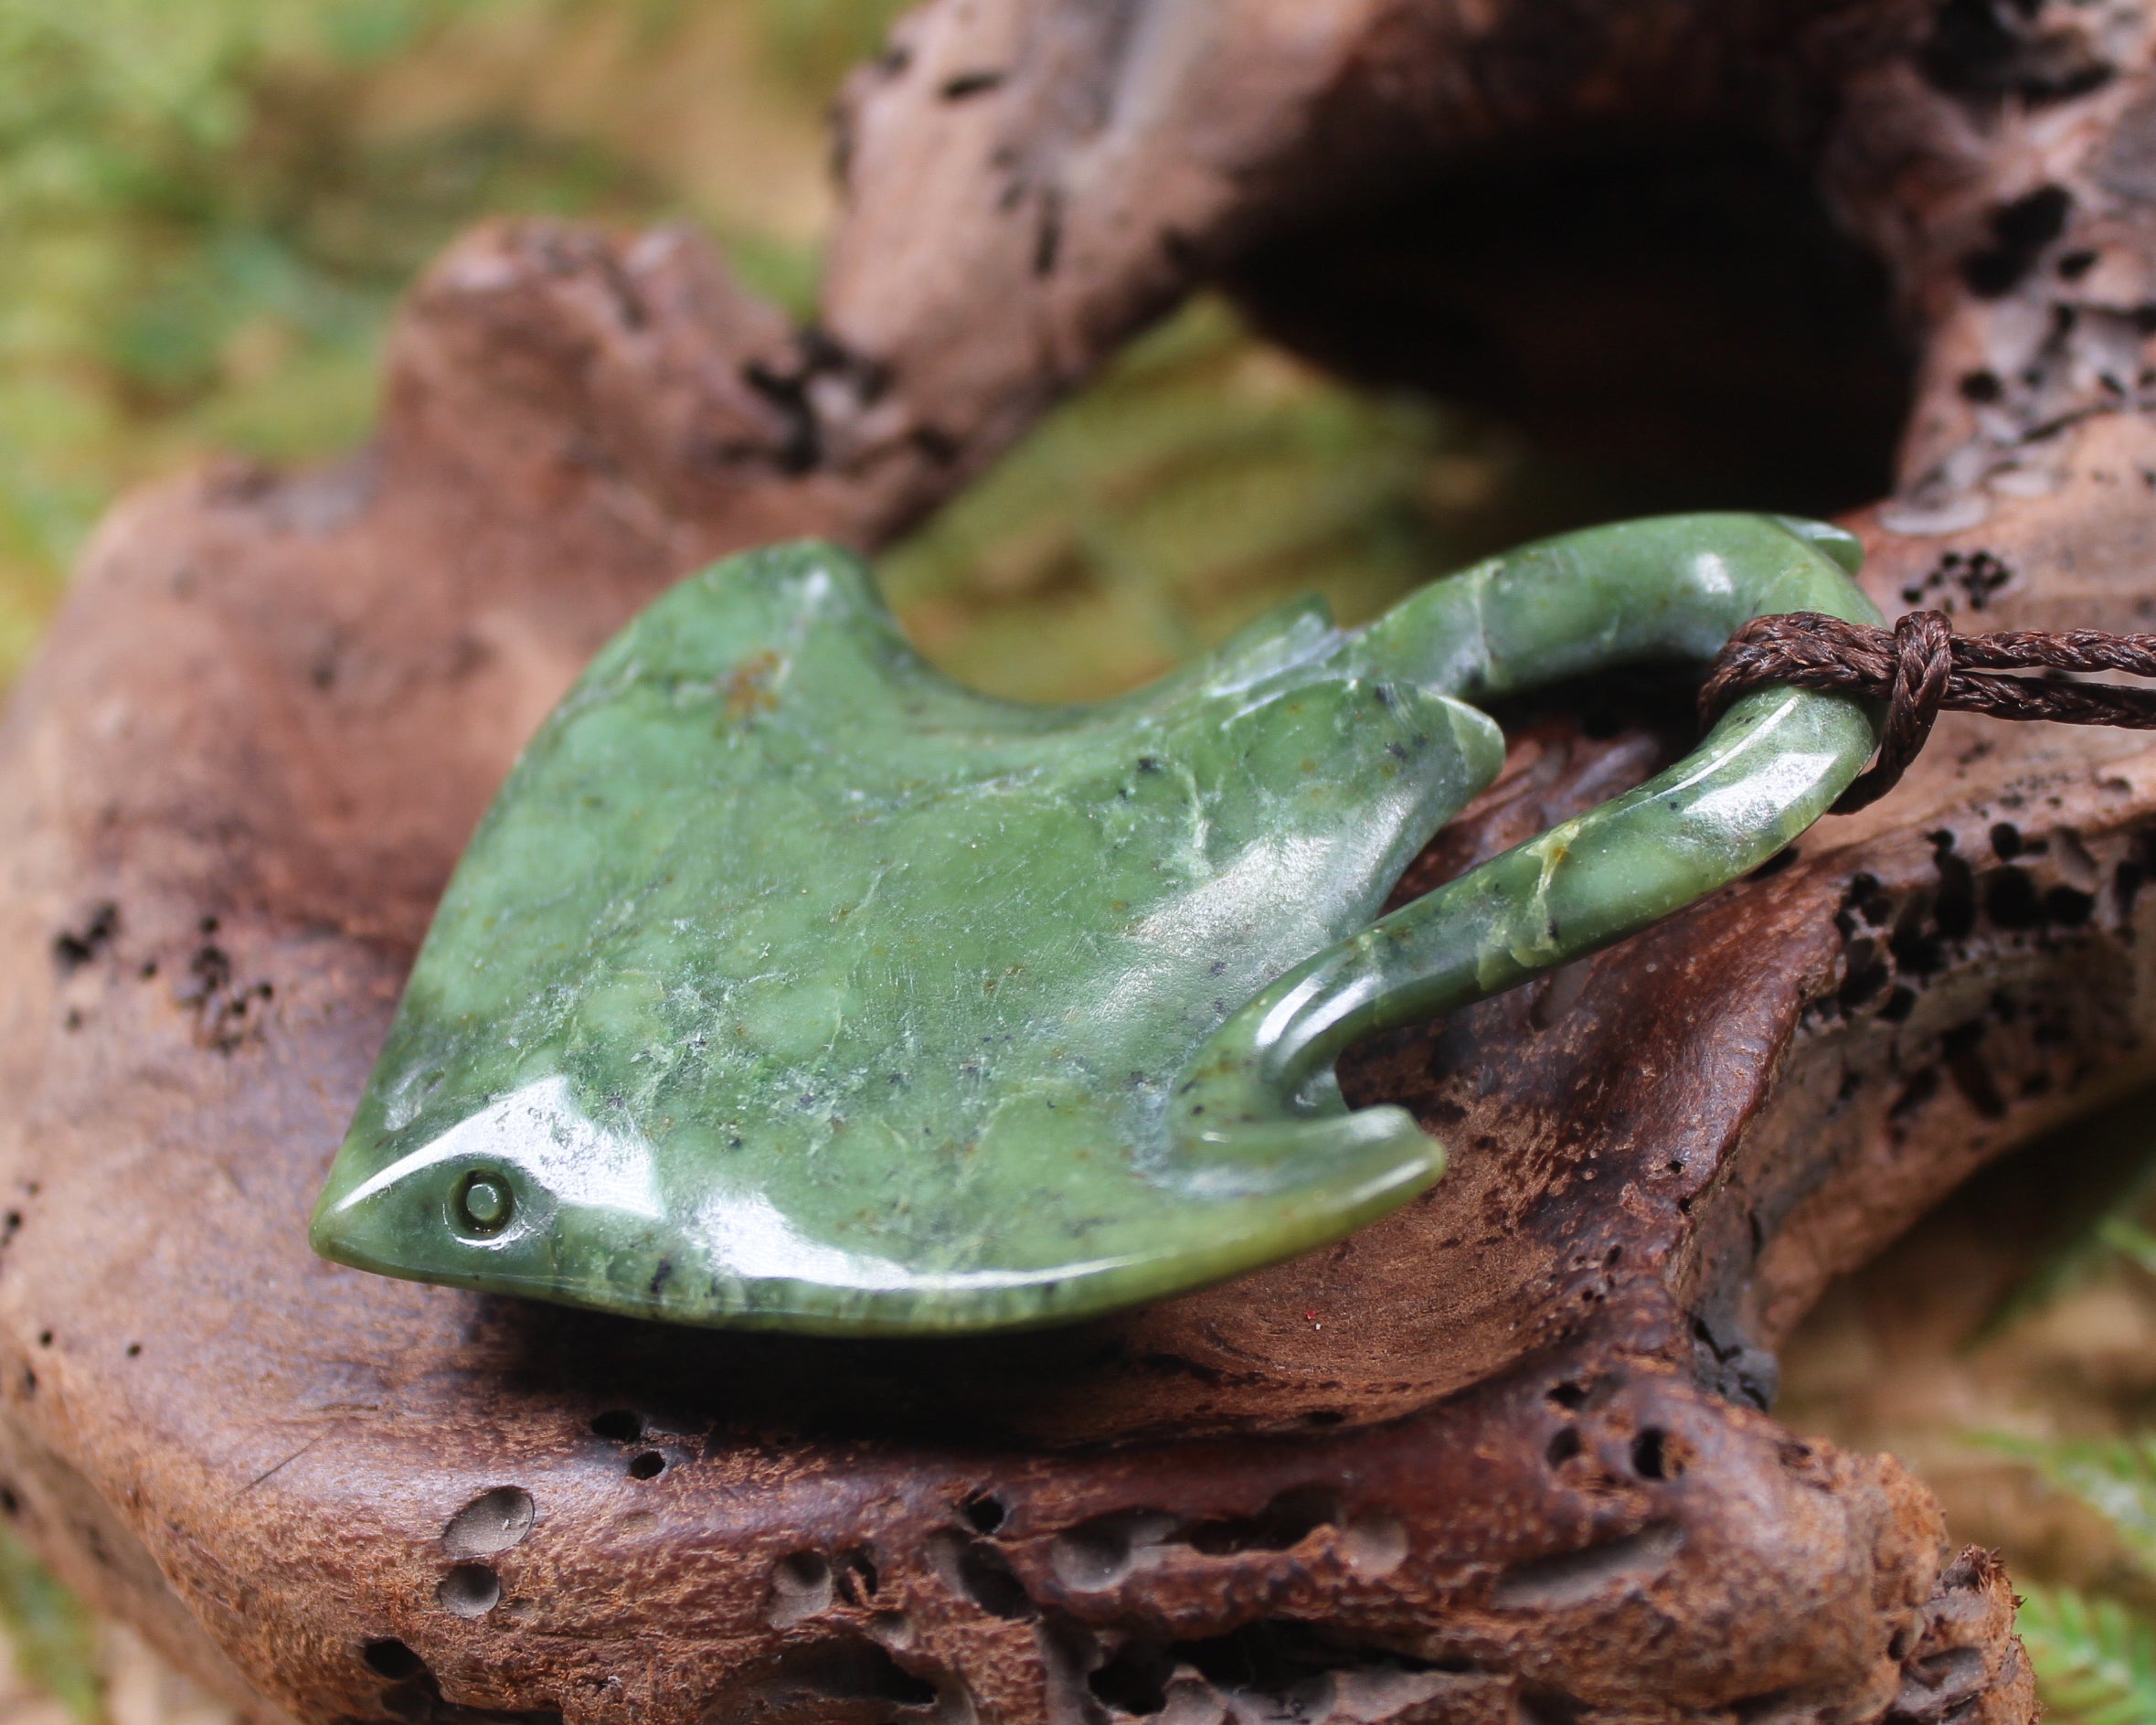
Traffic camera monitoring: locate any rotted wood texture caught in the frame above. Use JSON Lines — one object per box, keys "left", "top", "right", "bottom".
{"left": 10, "top": 0, "right": 2156, "bottom": 1720}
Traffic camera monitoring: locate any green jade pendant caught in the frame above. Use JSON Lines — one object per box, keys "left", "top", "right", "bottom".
{"left": 311, "top": 514, "right": 1883, "bottom": 1334}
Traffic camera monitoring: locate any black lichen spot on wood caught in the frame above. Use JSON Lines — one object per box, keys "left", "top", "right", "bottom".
{"left": 51, "top": 902, "right": 118, "bottom": 974}
{"left": 1961, "top": 186, "right": 2073, "bottom": 298}
{"left": 2045, "top": 885, "right": 2096, "bottom": 926}
{"left": 1900, "top": 548, "right": 2016, "bottom": 612}
{"left": 939, "top": 69, "right": 1005, "bottom": 100}
{"left": 1889, "top": 1068, "right": 1941, "bottom": 1120}
{"left": 1839, "top": 940, "right": 1889, "bottom": 1011}
{"left": 1986, "top": 867, "right": 2042, "bottom": 930}
{"left": 1945, "top": 1020, "right": 2008, "bottom": 1120}
{"left": 1934, "top": 834, "right": 1977, "bottom": 941}
{"left": 1889, "top": 922, "right": 1947, "bottom": 977}
{"left": 1033, "top": 186, "right": 1064, "bottom": 276}
{"left": 1922, "top": 0, "right": 2116, "bottom": 106}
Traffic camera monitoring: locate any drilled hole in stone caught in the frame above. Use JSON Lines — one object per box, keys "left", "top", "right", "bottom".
{"left": 628, "top": 1451, "right": 665, "bottom": 1481}
{"left": 362, "top": 1639, "right": 426, "bottom": 1681}
{"left": 960, "top": 1490, "right": 1006, "bottom": 1535}
{"left": 452, "top": 1169, "right": 514, "bottom": 1238}
{"left": 442, "top": 1486, "right": 535, "bottom": 1559}
{"left": 436, "top": 1563, "right": 501, "bottom": 1619}
{"left": 1545, "top": 1428, "right": 1583, "bottom": 1467}
{"left": 589, "top": 1409, "right": 643, "bottom": 1443}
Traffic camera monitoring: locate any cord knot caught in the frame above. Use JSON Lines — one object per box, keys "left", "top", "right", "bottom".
{"left": 1701, "top": 609, "right": 2156, "bottom": 814}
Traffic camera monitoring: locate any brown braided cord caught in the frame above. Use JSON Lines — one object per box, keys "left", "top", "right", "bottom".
{"left": 1700, "top": 610, "right": 2156, "bottom": 814}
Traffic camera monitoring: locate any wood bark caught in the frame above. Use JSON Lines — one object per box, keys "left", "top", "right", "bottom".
{"left": 8, "top": 0, "right": 2156, "bottom": 1719}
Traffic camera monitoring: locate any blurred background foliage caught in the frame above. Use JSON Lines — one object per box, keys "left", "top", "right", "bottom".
{"left": 1778, "top": 1092, "right": 2156, "bottom": 1725}
{"left": 0, "top": 0, "right": 898, "bottom": 680}
{"left": 0, "top": 0, "right": 1559, "bottom": 702}
{"left": 6, "top": 3, "right": 2156, "bottom": 1721}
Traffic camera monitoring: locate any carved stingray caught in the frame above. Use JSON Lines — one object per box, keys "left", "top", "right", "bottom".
{"left": 310, "top": 513, "right": 1880, "bottom": 1333}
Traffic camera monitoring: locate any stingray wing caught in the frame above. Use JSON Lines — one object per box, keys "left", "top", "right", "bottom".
{"left": 311, "top": 542, "right": 1499, "bottom": 1332}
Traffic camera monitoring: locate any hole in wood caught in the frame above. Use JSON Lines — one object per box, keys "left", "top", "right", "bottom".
{"left": 589, "top": 1409, "right": 643, "bottom": 1442}
{"left": 442, "top": 1486, "right": 535, "bottom": 1559}
{"left": 437, "top": 1563, "right": 501, "bottom": 1619}
{"left": 766, "top": 1551, "right": 834, "bottom": 1629}
{"left": 362, "top": 1638, "right": 426, "bottom": 1680}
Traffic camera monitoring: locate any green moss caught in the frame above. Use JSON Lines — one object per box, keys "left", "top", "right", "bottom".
{"left": 881, "top": 299, "right": 1569, "bottom": 703}
{"left": 0, "top": 1522, "right": 102, "bottom": 1722}
{"left": 0, "top": 0, "right": 697, "bottom": 684}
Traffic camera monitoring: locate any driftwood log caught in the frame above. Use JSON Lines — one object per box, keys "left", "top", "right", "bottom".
{"left": 12, "top": 0, "right": 2156, "bottom": 1719}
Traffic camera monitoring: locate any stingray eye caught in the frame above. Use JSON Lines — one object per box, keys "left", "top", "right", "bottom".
{"left": 453, "top": 1169, "right": 515, "bottom": 1238}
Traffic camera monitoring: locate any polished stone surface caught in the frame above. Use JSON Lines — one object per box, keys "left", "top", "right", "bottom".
{"left": 312, "top": 514, "right": 1880, "bottom": 1332}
